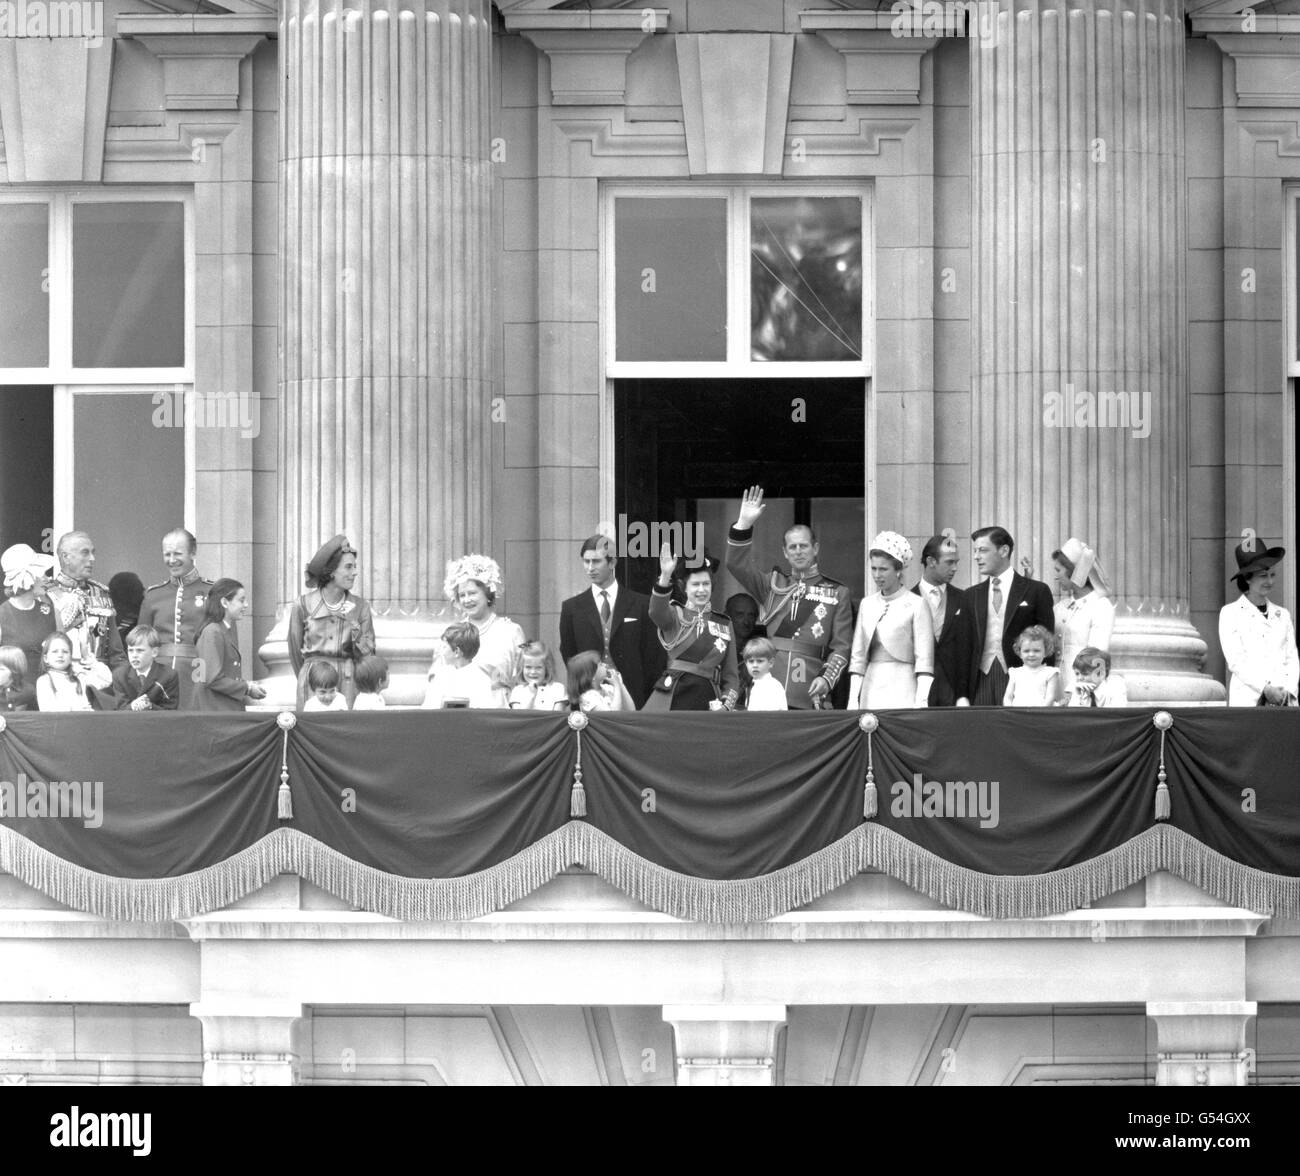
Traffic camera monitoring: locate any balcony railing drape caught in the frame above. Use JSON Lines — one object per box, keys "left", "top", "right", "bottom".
{"left": 0, "top": 710, "right": 1296, "bottom": 922}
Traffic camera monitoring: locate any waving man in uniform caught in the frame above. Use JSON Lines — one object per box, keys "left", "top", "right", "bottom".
{"left": 725, "top": 486, "right": 852, "bottom": 709}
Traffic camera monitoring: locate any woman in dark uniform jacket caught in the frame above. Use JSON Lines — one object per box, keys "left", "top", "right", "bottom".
{"left": 193, "top": 578, "right": 267, "bottom": 711}
{"left": 644, "top": 542, "right": 739, "bottom": 712}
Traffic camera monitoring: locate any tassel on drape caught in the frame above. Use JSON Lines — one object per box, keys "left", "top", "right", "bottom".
{"left": 567, "top": 711, "right": 588, "bottom": 818}
{"left": 859, "top": 713, "right": 879, "bottom": 819}
{"left": 1153, "top": 712, "right": 1173, "bottom": 821}
{"left": 276, "top": 711, "right": 296, "bottom": 820}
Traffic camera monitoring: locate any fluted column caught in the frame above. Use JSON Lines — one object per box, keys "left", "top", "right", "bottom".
{"left": 262, "top": 0, "right": 495, "bottom": 702}
{"left": 970, "top": 0, "right": 1222, "bottom": 701}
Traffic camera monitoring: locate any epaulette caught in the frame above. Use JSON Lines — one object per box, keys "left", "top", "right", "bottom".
{"left": 87, "top": 578, "right": 111, "bottom": 592}
{"left": 144, "top": 580, "right": 172, "bottom": 593}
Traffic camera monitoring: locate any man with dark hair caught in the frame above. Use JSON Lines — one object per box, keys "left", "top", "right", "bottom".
{"left": 913, "top": 532, "right": 979, "bottom": 706}
{"left": 138, "top": 527, "right": 214, "bottom": 709}
{"left": 726, "top": 486, "right": 852, "bottom": 708}
{"left": 969, "top": 525, "right": 1055, "bottom": 705}
{"left": 559, "top": 533, "right": 663, "bottom": 708}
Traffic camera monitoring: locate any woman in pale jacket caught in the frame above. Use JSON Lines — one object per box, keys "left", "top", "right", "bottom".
{"left": 849, "top": 532, "right": 934, "bottom": 709}
{"left": 1218, "top": 538, "right": 1298, "bottom": 706}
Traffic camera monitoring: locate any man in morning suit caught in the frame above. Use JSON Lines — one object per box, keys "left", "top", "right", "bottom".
{"left": 912, "top": 533, "right": 979, "bottom": 706}
{"left": 969, "top": 525, "right": 1056, "bottom": 705}
{"left": 559, "top": 534, "right": 664, "bottom": 709}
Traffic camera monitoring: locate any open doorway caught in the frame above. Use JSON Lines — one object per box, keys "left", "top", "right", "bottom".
{"left": 613, "top": 377, "right": 866, "bottom": 607}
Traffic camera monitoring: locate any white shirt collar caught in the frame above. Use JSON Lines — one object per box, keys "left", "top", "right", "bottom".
{"left": 988, "top": 568, "right": 1012, "bottom": 594}
{"left": 591, "top": 581, "right": 619, "bottom": 606}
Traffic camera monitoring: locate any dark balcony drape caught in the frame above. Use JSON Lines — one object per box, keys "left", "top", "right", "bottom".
{"left": 0, "top": 710, "right": 1296, "bottom": 921}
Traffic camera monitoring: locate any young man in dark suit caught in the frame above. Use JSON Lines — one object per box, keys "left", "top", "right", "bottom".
{"left": 969, "top": 525, "right": 1056, "bottom": 705}
{"left": 559, "top": 534, "right": 664, "bottom": 709}
{"left": 912, "top": 534, "right": 979, "bottom": 706}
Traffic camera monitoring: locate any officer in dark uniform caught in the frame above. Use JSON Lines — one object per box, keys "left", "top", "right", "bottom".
{"left": 137, "top": 528, "right": 214, "bottom": 710}
{"left": 725, "top": 486, "right": 853, "bottom": 709}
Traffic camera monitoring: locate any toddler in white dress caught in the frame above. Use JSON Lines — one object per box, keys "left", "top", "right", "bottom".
{"left": 1003, "top": 625, "right": 1063, "bottom": 706}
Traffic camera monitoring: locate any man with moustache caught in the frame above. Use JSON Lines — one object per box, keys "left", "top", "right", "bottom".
{"left": 138, "top": 528, "right": 214, "bottom": 710}
{"left": 969, "top": 525, "right": 1056, "bottom": 705}
{"left": 559, "top": 534, "right": 663, "bottom": 708}
{"left": 912, "top": 533, "right": 978, "bottom": 706}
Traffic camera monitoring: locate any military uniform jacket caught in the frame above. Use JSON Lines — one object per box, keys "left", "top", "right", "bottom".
{"left": 726, "top": 525, "right": 853, "bottom": 708}
{"left": 139, "top": 570, "right": 213, "bottom": 709}
{"left": 647, "top": 586, "right": 739, "bottom": 709}
{"left": 139, "top": 570, "right": 213, "bottom": 661}
{"left": 48, "top": 574, "right": 126, "bottom": 670}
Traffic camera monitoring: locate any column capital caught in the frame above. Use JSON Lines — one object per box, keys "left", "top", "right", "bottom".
{"left": 190, "top": 1000, "right": 305, "bottom": 1086}
{"left": 663, "top": 1004, "right": 786, "bottom": 1086}
{"left": 1147, "top": 1001, "right": 1258, "bottom": 1087}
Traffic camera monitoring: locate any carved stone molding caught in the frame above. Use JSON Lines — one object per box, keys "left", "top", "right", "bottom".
{"left": 0, "top": 37, "right": 114, "bottom": 181}
{"left": 664, "top": 1004, "right": 787, "bottom": 1087}
{"left": 1147, "top": 1001, "right": 1257, "bottom": 1087}
{"left": 812, "top": 30, "right": 940, "bottom": 106}
{"left": 520, "top": 29, "right": 657, "bottom": 106}
{"left": 131, "top": 33, "right": 266, "bottom": 110}
{"left": 1208, "top": 33, "right": 1300, "bottom": 106}
{"left": 675, "top": 34, "right": 794, "bottom": 176}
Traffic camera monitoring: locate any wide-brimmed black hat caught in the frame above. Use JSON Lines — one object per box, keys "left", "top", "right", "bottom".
{"left": 1231, "top": 538, "right": 1284, "bottom": 590}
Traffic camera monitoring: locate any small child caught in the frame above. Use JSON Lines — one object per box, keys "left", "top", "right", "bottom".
{"left": 351, "top": 655, "right": 389, "bottom": 709}
{"left": 423, "top": 622, "right": 496, "bottom": 709}
{"left": 35, "top": 631, "right": 111, "bottom": 712}
{"left": 742, "top": 637, "right": 788, "bottom": 711}
{"left": 566, "top": 650, "right": 633, "bottom": 713}
{"left": 0, "top": 645, "right": 36, "bottom": 712}
{"left": 112, "top": 625, "right": 180, "bottom": 711}
{"left": 1067, "top": 646, "right": 1129, "bottom": 707}
{"left": 303, "top": 660, "right": 349, "bottom": 711}
{"left": 509, "top": 640, "right": 567, "bottom": 711}
{"left": 1003, "top": 625, "right": 1063, "bottom": 706}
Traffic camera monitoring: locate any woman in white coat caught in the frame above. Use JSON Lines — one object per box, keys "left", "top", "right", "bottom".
{"left": 1218, "top": 539, "right": 1298, "bottom": 706}
{"left": 1052, "top": 537, "right": 1115, "bottom": 692}
{"left": 848, "top": 531, "right": 934, "bottom": 709}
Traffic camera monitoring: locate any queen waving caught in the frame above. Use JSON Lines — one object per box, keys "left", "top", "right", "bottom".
{"left": 849, "top": 532, "right": 934, "bottom": 709}
{"left": 645, "top": 542, "right": 739, "bottom": 711}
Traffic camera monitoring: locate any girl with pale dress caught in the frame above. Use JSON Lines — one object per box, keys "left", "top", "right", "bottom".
{"left": 1052, "top": 537, "right": 1115, "bottom": 692}
{"left": 442, "top": 555, "right": 525, "bottom": 708}
{"left": 1003, "top": 625, "right": 1064, "bottom": 706}
{"left": 848, "top": 532, "right": 934, "bottom": 709}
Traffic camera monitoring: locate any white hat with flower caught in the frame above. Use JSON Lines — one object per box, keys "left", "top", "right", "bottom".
{"left": 444, "top": 553, "right": 503, "bottom": 603}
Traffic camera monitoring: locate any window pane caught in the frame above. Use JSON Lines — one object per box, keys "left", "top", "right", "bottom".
{"left": 73, "top": 203, "right": 185, "bottom": 368}
{"left": 615, "top": 197, "right": 726, "bottom": 361}
{"left": 751, "top": 196, "right": 862, "bottom": 362}
{"left": 0, "top": 204, "right": 50, "bottom": 367}
{"left": 0, "top": 387, "right": 53, "bottom": 545}
{"left": 73, "top": 393, "right": 184, "bottom": 580}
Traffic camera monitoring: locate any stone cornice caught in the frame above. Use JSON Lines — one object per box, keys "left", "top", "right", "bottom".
{"left": 117, "top": 13, "right": 277, "bottom": 37}
{"left": 1207, "top": 32, "right": 1300, "bottom": 106}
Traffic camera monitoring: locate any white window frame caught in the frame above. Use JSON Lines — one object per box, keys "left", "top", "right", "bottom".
{"left": 1284, "top": 185, "right": 1298, "bottom": 620}
{"left": 601, "top": 182, "right": 873, "bottom": 379}
{"left": 0, "top": 187, "right": 194, "bottom": 385}
{"left": 1288, "top": 186, "right": 1299, "bottom": 379}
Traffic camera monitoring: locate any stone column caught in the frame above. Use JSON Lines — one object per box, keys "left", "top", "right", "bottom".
{"left": 191, "top": 1001, "right": 304, "bottom": 1085}
{"left": 663, "top": 1005, "right": 786, "bottom": 1086}
{"left": 261, "top": 0, "right": 495, "bottom": 703}
{"left": 1147, "top": 1002, "right": 1256, "bottom": 1086}
{"left": 969, "top": 0, "right": 1222, "bottom": 702}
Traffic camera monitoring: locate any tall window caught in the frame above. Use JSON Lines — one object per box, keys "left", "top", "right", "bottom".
{"left": 604, "top": 185, "right": 871, "bottom": 377}
{"left": 0, "top": 190, "right": 193, "bottom": 577}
